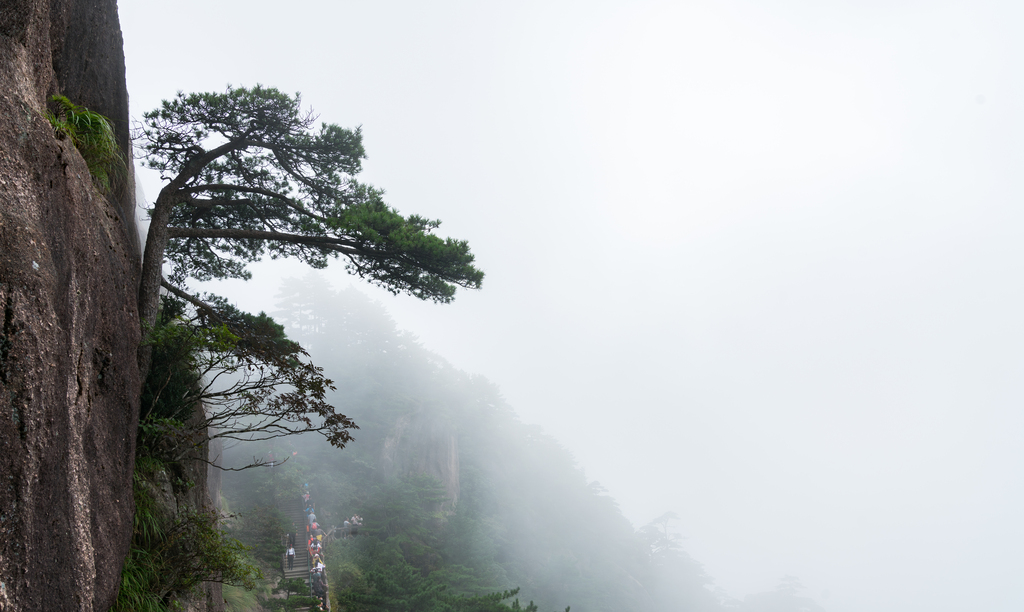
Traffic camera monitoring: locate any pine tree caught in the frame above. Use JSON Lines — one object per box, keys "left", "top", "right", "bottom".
{"left": 135, "top": 85, "right": 483, "bottom": 375}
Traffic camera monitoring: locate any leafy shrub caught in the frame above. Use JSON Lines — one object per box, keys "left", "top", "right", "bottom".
{"left": 112, "top": 460, "right": 262, "bottom": 612}
{"left": 265, "top": 595, "right": 323, "bottom": 611}
{"left": 227, "top": 505, "right": 289, "bottom": 568}
{"left": 139, "top": 293, "right": 354, "bottom": 468}
{"left": 223, "top": 583, "right": 259, "bottom": 612}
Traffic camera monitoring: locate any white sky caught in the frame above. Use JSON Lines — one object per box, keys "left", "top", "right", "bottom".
{"left": 122, "top": 2, "right": 1024, "bottom": 610}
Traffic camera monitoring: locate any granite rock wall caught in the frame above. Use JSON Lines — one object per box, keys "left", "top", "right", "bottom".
{"left": 0, "top": 1, "right": 140, "bottom": 610}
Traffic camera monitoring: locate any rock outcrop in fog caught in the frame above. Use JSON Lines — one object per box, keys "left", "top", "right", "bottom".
{"left": 381, "top": 410, "right": 461, "bottom": 513}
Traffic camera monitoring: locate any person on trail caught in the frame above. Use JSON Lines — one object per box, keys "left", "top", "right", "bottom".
{"left": 287, "top": 545, "right": 295, "bottom": 570}
{"left": 308, "top": 512, "right": 316, "bottom": 526}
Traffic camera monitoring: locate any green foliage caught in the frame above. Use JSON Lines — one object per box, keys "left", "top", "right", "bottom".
{"left": 323, "top": 473, "right": 551, "bottom": 612}
{"left": 223, "top": 583, "right": 260, "bottom": 612}
{"left": 47, "top": 95, "right": 126, "bottom": 194}
{"left": 137, "top": 84, "right": 482, "bottom": 304}
{"left": 131, "top": 457, "right": 167, "bottom": 548}
{"left": 265, "top": 595, "right": 323, "bottom": 611}
{"left": 638, "top": 513, "right": 721, "bottom": 612}
{"left": 278, "top": 578, "right": 310, "bottom": 598}
{"left": 334, "top": 538, "right": 545, "bottom": 612}
{"left": 368, "top": 474, "right": 448, "bottom": 542}
{"left": 248, "top": 280, "right": 635, "bottom": 611}
{"left": 115, "top": 549, "right": 165, "bottom": 612}
{"left": 227, "top": 505, "right": 289, "bottom": 568}
{"left": 113, "top": 459, "right": 262, "bottom": 612}
{"left": 331, "top": 539, "right": 468, "bottom": 612}
{"left": 222, "top": 277, "right": 828, "bottom": 612}
{"left": 139, "top": 313, "right": 208, "bottom": 424}
{"left": 139, "top": 294, "right": 356, "bottom": 463}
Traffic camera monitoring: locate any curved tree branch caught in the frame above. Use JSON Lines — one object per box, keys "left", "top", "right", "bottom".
{"left": 160, "top": 280, "right": 227, "bottom": 324}
{"left": 166, "top": 227, "right": 369, "bottom": 254}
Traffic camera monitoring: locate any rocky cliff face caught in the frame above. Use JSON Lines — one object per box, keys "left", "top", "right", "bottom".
{"left": 381, "top": 410, "right": 461, "bottom": 513}
{"left": 0, "top": 1, "right": 140, "bottom": 610}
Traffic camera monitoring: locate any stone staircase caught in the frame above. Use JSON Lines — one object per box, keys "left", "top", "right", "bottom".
{"left": 280, "top": 496, "right": 312, "bottom": 597}
{"left": 276, "top": 494, "right": 331, "bottom": 610}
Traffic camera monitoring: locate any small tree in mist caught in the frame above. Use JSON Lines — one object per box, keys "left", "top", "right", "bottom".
{"left": 639, "top": 512, "right": 721, "bottom": 612}
{"left": 738, "top": 576, "right": 825, "bottom": 612}
{"left": 139, "top": 293, "right": 356, "bottom": 467}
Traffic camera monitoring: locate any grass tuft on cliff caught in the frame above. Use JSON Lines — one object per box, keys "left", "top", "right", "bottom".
{"left": 47, "top": 95, "right": 126, "bottom": 195}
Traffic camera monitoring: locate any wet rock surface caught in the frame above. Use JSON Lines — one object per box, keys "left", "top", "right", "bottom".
{"left": 0, "top": 1, "right": 139, "bottom": 610}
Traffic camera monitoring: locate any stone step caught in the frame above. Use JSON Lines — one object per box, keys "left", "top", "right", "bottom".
{"left": 272, "top": 497, "right": 331, "bottom": 609}
{"left": 277, "top": 493, "right": 330, "bottom": 610}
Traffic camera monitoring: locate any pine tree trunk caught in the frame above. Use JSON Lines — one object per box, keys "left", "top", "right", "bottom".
{"left": 137, "top": 193, "right": 172, "bottom": 377}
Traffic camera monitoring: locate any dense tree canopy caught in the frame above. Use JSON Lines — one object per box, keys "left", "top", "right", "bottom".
{"left": 136, "top": 85, "right": 483, "bottom": 368}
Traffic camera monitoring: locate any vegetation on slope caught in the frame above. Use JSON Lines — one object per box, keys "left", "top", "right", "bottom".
{"left": 113, "top": 455, "right": 260, "bottom": 612}
{"left": 114, "top": 299, "right": 270, "bottom": 612}
{"left": 222, "top": 273, "right": 725, "bottom": 612}
{"left": 223, "top": 273, "right": 828, "bottom": 611}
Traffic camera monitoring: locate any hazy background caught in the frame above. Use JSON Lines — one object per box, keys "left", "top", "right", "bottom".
{"left": 121, "top": 2, "right": 1024, "bottom": 610}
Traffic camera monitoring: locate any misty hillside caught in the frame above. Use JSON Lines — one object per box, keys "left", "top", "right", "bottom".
{"left": 222, "top": 272, "right": 824, "bottom": 612}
